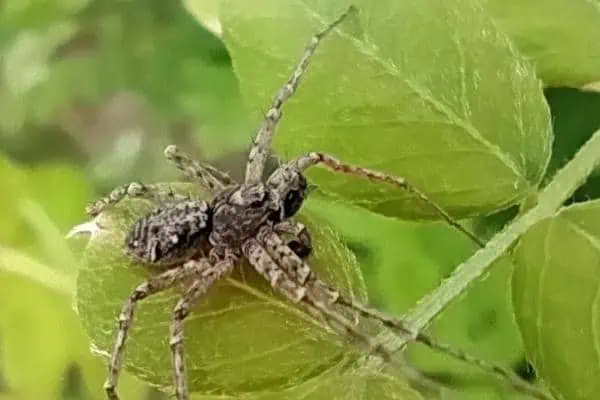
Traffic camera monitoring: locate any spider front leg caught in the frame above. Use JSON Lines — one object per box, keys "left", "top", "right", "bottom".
{"left": 87, "top": 182, "right": 189, "bottom": 217}
{"left": 169, "top": 255, "right": 236, "bottom": 400}
{"left": 292, "top": 153, "right": 485, "bottom": 247}
{"left": 104, "top": 261, "right": 202, "bottom": 400}
{"left": 164, "top": 145, "right": 235, "bottom": 194}
{"left": 244, "top": 6, "right": 357, "bottom": 183}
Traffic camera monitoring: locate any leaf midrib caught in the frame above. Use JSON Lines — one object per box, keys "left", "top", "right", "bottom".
{"left": 301, "top": 3, "right": 525, "bottom": 182}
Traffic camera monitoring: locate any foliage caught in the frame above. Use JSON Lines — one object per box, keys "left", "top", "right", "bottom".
{"left": 221, "top": 0, "right": 552, "bottom": 220}
{"left": 1, "top": 0, "right": 600, "bottom": 399}
{"left": 513, "top": 200, "right": 600, "bottom": 400}
{"left": 482, "top": 0, "right": 600, "bottom": 87}
{"left": 0, "top": 156, "right": 149, "bottom": 399}
{"left": 77, "top": 183, "right": 368, "bottom": 396}
{"left": 207, "top": 1, "right": 600, "bottom": 396}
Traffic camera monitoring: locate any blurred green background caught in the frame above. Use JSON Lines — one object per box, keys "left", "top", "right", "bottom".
{"left": 1, "top": 0, "right": 600, "bottom": 399}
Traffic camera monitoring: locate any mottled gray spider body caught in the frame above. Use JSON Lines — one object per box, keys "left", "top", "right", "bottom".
{"left": 124, "top": 170, "right": 310, "bottom": 264}
{"left": 78, "top": 5, "right": 551, "bottom": 400}
{"left": 211, "top": 183, "right": 284, "bottom": 251}
{"left": 126, "top": 200, "right": 212, "bottom": 266}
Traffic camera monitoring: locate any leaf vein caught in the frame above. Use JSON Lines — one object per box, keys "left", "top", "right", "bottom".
{"left": 200, "top": 336, "right": 318, "bottom": 370}
{"left": 562, "top": 219, "right": 600, "bottom": 368}
{"left": 302, "top": 4, "right": 524, "bottom": 181}
{"left": 536, "top": 218, "right": 555, "bottom": 370}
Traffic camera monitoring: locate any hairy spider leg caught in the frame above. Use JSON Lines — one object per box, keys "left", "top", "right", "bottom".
{"left": 243, "top": 238, "right": 447, "bottom": 392}
{"left": 241, "top": 239, "right": 420, "bottom": 371}
{"left": 256, "top": 227, "right": 552, "bottom": 400}
{"left": 104, "top": 260, "right": 206, "bottom": 400}
{"left": 244, "top": 6, "right": 357, "bottom": 184}
{"left": 413, "top": 334, "right": 552, "bottom": 400}
{"left": 164, "top": 145, "right": 235, "bottom": 194}
{"left": 292, "top": 152, "right": 485, "bottom": 247}
{"left": 170, "top": 255, "right": 236, "bottom": 400}
{"left": 86, "top": 182, "right": 189, "bottom": 217}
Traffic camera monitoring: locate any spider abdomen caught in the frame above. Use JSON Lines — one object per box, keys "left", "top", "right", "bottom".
{"left": 125, "top": 200, "right": 212, "bottom": 266}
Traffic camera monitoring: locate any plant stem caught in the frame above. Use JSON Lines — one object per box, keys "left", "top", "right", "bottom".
{"left": 376, "top": 128, "right": 600, "bottom": 353}
{"left": 0, "top": 245, "right": 76, "bottom": 298}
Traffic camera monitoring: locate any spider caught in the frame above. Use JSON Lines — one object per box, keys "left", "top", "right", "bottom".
{"left": 80, "top": 6, "right": 550, "bottom": 400}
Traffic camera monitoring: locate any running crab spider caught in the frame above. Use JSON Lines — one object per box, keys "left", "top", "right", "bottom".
{"left": 74, "top": 5, "right": 551, "bottom": 400}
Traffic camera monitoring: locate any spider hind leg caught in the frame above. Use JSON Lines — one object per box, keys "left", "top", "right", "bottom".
{"left": 104, "top": 261, "right": 202, "bottom": 400}
{"left": 169, "top": 256, "right": 236, "bottom": 400}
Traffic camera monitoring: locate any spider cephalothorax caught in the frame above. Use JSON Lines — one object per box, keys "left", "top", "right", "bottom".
{"left": 209, "top": 183, "right": 276, "bottom": 250}
{"left": 77, "top": 5, "right": 549, "bottom": 400}
{"left": 209, "top": 175, "right": 308, "bottom": 251}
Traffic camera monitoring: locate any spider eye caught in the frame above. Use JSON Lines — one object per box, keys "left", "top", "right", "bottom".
{"left": 281, "top": 189, "right": 304, "bottom": 219}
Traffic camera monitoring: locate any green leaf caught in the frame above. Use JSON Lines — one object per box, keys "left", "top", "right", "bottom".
{"left": 0, "top": 0, "right": 88, "bottom": 32}
{"left": 183, "top": 0, "right": 222, "bottom": 36}
{"left": 472, "top": 87, "right": 600, "bottom": 239}
{"left": 262, "top": 367, "right": 425, "bottom": 400}
{"left": 0, "top": 156, "right": 149, "bottom": 399}
{"left": 0, "top": 155, "right": 91, "bottom": 274}
{"left": 76, "top": 183, "right": 370, "bottom": 396}
{"left": 373, "top": 129, "right": 600, "bottom": 360}
{"left": 0, "top": 269, "right": 148, "bottom": 400}
{"left": 215, "top": 0, "right": 551, "bottom": 220}
{"left": 0, "top": 156, "right": 28, "bottom": 247}
{"left": 482, "top": 0, "right": 600, "bottom": 87}
{"left": 513, "top": 199, "right": 600, "bottom": 400}
{"left": 0, "top": 159, "right": 78, "bottom": 293}
{"left": 186, "top": 366, "right": 425, "bottom": 399}
{"left": 0, "top": 246, "right": 75, "bottom": 297}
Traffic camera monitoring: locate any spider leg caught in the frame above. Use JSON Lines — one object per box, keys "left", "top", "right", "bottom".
{"left": 244, "top": 6, "right": 357, "bottom": 184}
{"left": 273, "top": 219, "right": 312, "bottom": 259}
{"left": 333, "top": 297, "right": 552, "bottom": 399}
{"left": 164, "top": 145, "right": 235, "bottom": 194}
{"left": 104, "top": 261, "right": 202, "bottom": 400}
{"left": 257, "top": 227, "right": 407, "bottom": 331}
{"left": 87, "top": 182, "right": 189, "bottom": 217}
{"left": 242, "top": 237, "right": 444, "bottom": 390}
{"left": 256, "top": 227, "right": 552, "bottom": 400}
{"left": 291, "top": 152, "right": 485, "bottom": 247}
{"left": 241, "top": 238, "right": 394, "bottom": 362}
{"left": 169, "top": 255, "right": 236, "bottom": 400}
